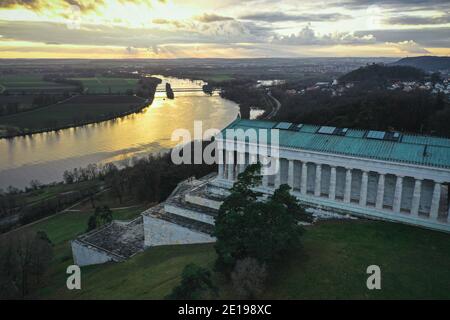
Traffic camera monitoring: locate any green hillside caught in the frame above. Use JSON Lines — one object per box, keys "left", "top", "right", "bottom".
{"left": 16, "top": 209, "right": 450, "bottom": 300}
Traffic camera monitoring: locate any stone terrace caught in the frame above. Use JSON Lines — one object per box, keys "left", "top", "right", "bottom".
{"left": 76, "top": 217, "right": 145, "bottom": 260}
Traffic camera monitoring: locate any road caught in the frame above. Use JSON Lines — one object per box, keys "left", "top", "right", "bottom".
{"left": 264, "top": 90, "right": 281, "bottom": 119}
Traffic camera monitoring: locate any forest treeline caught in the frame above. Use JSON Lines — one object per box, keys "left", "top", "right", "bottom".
{"left": 339, "top": 64, "right": 426, "bottom": 84}
{"left": 272, "top": 85, "right": 450, "bottom": 137}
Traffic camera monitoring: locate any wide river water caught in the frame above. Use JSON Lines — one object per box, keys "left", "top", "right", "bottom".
{"left": 0, "top": 76, "right": 240, "bottom": 189}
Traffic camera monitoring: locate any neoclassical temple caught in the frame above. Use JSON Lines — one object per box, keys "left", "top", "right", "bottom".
{"left": 214, "top": 119, "right": 450, "bottom": 232}
{"left": 71, "top": 118, "right": 450, "bottom": 266}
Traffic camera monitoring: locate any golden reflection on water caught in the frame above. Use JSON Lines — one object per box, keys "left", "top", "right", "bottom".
{"left": 0, "top": 77, "right": 239, "bottom": 188}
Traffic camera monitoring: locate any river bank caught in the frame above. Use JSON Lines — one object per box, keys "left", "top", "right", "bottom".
{"left": 0, "top": 76, "right": 239, "bottom": 189}
{"left": 0, "top": 95, "right": 152, "bottom": 139}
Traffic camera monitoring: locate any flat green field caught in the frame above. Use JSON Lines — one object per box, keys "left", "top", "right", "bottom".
{"left": 70, "top": 77, "right": 139, "bottom": 94}
{"left": 200, "top": 74, "right": 234, "bottom": 82}
{"left": 0, "top": 75, "right": 77, "bottom": 94}
{"left": 16, "top": 211, "right": 450, "bottom": 299}
{"left": 0, "top": 95, "right": 145, "bottom": 134}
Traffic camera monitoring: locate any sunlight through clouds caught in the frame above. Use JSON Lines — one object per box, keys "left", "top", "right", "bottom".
{"left": 0, "top": 0, "right": 449, "bottom": 58}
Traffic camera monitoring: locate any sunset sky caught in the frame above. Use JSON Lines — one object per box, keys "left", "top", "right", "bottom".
{"left": 0, "top": 0, "right": 449, "bottom": 59}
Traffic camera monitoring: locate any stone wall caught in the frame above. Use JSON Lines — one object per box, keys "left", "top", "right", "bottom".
{"left": 164, "top": 203, "right": 215, "bottom": 225}
{"left": 71, "top": 240, "right": 119, "bottom": 267}
{"left": 143, "top": 215, "right": 215, "bottom": 247}
{"left": 185, "top": 194, "right": 222, "bottom": 210}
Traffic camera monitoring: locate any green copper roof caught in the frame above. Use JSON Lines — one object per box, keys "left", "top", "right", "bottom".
{"left": 222, "top": 119, "right": 450, "bottom": 169}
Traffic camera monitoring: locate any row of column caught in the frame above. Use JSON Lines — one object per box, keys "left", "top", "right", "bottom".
{"left": 218, "top": 150, "right": 447, "bottom": 221}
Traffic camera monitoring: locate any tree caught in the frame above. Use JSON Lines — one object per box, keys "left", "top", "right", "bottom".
{"left": 166, "top": 264, "right": 217, "bottom": 300}
{"left": 430, "top": 72, "right": 442, "bottom": 84}
{"left": 214, "top": 164, "right": 309, "bottom": 271}
{"left": 63, "top": 170, "right": 75, "bottom": 184}
{"left": 86, "top": 206, "right": 113, "bottom": 232}
{"left": 29, "top": 180, "right": 42, "bottom": 191}
{"left": 0, "top": 231, "right": 53, "bottom": 299}
{"left": 231, "top": 258, "right": 267, "bottom": 299}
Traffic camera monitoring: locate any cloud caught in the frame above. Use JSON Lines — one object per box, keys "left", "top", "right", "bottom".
{"left": 272, "top": 24, "right": 376, "bottom": 45}
{"left": 386, "top": 40, "right": 430, "bottom": 54}
{"left": 0, "top": 19, "right": 271, "bottom": 48}
{"left": 125, "top": 46, "right": 138, "bottom": 55}
{"left": 239, "top": 11, "right": 351, "bottom": 23}
{"left": 152, "top": 18, "right": 186, "bottom": 28}
{"left": 195, "top": 13, "right": 234, "bottom": 23}
{"left": 386, "top": 14, "right": 450, "bottom": 25}
{"left": 355, "top": 27, "right": 450, "bottom": 47}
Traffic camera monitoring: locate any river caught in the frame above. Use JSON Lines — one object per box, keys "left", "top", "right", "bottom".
{"left": 0, "top": 76, "right": 239, "bottom": 189}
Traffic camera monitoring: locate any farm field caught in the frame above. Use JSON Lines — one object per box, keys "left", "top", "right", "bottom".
{"left": 0, "top": 74, "right": 77, "bottom": 94}
{"left": 70, "top": 77, "right": 139, "bottom": 94}
{"left": 0, "top": 95, "right": 146, "bottom": 135}
{"left": 0, "top": 94, "right": 66, "bottom": 115}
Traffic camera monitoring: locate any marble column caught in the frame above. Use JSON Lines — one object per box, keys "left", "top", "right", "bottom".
{"left": 314, "top": 164, "right": 322, "bottom": 197}
{"left": 249, "top": 153, "right": 258, "bottom": 165}
{"left": 344, "top": 168, "right": 352, "bottom": 203}
{"left": 448, "top": 188, "right": 450, "bottom": 222}
{"left": 261, "top": 156, "right": 269, "bottom": 187}
{"left": 226, "top": 150, "right": 235, "bottom": 181}
{"left": 274, "top": 157, "right": 281, "bottom": 188}
{"left": 410, "top": 178, "right": 422, "bottom": 216}
{"left": 237, "top": 152, "right": 246, "bottom": 174}
{"left": 329, "top": 166, "right": 337, "bottom": 200}
{"left": 288, "top": 160, "right": 295, "bottom": 189}
{"left": 393, "top": 175, "right": 404, "bottom": 213}
{"left": 359, "top": 171, "right": 369, "bottom": 206}
{"left": 430, "top": 182, "right": 442, "bottom": 220}
{"left": 301, "top": 162, "right": 308, "bottom": 195}
{"left": 218, "top": 148, "right": 224, "bottom": 179}
{"left": 375, "top": 173, "right": 385, "bottom": 209}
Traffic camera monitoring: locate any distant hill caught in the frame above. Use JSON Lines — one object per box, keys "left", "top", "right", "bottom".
{"left": 392, "top": 56, "right": 450, "bottom": 72}
{"left": 339, "top": 64, "right": 425, "bottom": 83}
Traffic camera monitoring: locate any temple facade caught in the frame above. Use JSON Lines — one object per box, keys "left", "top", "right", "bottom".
{"left": 214, "top": 119, "right": 450, "bottom": 233}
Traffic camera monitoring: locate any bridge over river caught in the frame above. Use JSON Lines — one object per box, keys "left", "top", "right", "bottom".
{"left": 155, "top": 87, "right": 220, "bottom": 93}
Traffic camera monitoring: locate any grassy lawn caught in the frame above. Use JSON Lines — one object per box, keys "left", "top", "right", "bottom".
{"left": 70, "top": 77, "right": 139, "bottom": 94}
{"left": 22, "top": 217, "right": 450, "bottom": 300}
{"left": 72, "top": 189, "right": 144, "bottom": 212}
{"left": 0, "top": 95, "right": 145, "bottom": 133}
{"left": 7, "top": 204, "right": 147, "bottom": 299}
{"left": 0, "top": 75, "right": 77, "bottom": 94}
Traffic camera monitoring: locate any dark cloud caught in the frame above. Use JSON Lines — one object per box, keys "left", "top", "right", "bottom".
{"left": 0, "top": 0, "right": 149, "bottom": 12}
{"left": 340, "top": 0, "right": 450, "bottom": 11}
{"left": 65, "top": 0, "right": 103, "bottom": 12}
{"left": 386, "top": 14, "right": 450, "bottom": 25}
{"left": 355, "top": 27, "right": 450, "bottom": 47}
{"left": 195, "top": 13, "right": 234, "bottom": 23}
{"left": 239, "top": 11, "right": 351, "bottom": 23}
{"left": 0, "top": 0, "right": 43, "bottom": 10}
